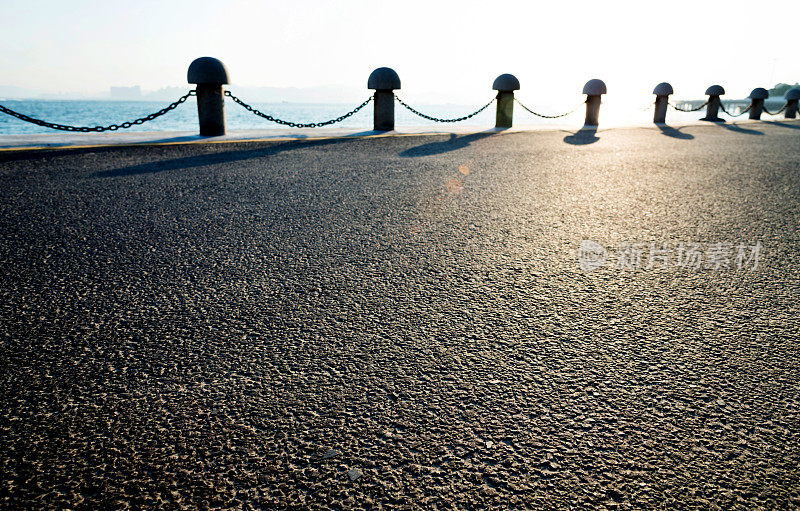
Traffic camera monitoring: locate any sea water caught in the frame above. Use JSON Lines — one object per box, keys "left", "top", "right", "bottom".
{"left": 0, "top": 94, "right": 780, "bottom": 135}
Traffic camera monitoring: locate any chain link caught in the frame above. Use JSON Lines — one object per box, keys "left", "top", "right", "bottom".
{"left": 639, "top": 100, "right": 656, "bottom": 112}
{"left": 224, "top": 91, "right": 371, "bottom": 128}
{"left": 514, "top": 99, "right": 580, "bottom": 119}
{"left": 669, "top": 100, "right": 709, "bottom": 112}
{"left": 719, "top": 102, "right": 751, "bottom": 117}
{"left": 762, "top": 104, "right": 787, "bottom": 116}
{"left": 394, "top": 95, "right": 495, "bottom": 123}
{"left": 0, "top": 91, "right": 195, "bottom": 132}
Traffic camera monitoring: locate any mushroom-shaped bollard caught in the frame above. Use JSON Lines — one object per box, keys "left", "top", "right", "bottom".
{"left": 748, "top": 88, "right": 769, "bottom": 120}
{"left": 784, "top": 88, "right": 800, "bottom": 119}
{"left": 188, "top": 57, "right": 230, "bottom": 136}
{"left": 368, "top": 67, "right": 401, "bottom": 131}
{"left": 653, "top": 82, "right": 673, "bottom": 124}
{"left": 492, "top": 74, "right": 520, "bottom": 128}
{"left": 700, "top": 85, "right": 725, "bottom": 122}
{"left": 582, "top": 79, "right": 607, "bottom": 126}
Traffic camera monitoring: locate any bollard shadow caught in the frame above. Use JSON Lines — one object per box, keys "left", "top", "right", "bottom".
{"left": 563, "top": 126, "right": 599, "bottom": 145}
{"left": 398, "top": 131, "right": 501, "bottom": 157}
{"left": 716, "top": 123, "right": 764, "bottom": 136}
{"left": 763, "top": 120, "right": 800, "bottom": 130}
{"left": 0, "top": 144, "right": 127, "bottom": 164}
{"left": 655, "top": 123, "right": 694, "bottom": 140}
{"left": 92, "top": 137, "right": 355, "bottom": 178}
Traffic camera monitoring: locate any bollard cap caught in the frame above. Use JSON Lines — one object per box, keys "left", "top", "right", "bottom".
{"left": 705, "top": 85, "right": 725, "bottom": 96}
{"left": 653, "top": 82, "right": 674, "bottom": 96}
{"left": 492, "top": 74, "right": 520, "bottom": 92}
{"left": 784, "top": 88, "right": 800, "bottom": 101}
{"left": 748, "top": 88, "right": 768, "bottom": 100}
{"left": 583, "top": 79, "right": 607, "bottom": 96}
{"left": 368, "top": 67, "right": 401, "bottom": 90}
{"left": 188, "top": 57, "right": 230, "bottom": 85}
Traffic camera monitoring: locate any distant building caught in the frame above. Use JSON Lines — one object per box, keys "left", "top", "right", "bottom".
{"left": 109, "top": 86, "right": 142, "bottom": 100}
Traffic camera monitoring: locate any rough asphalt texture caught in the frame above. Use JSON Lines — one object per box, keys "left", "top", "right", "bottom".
{"left": 1, "top": 121, "right": 799, "bottom": 510}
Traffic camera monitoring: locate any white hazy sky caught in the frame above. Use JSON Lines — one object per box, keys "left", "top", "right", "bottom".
{"left": 1, "top": 0, "right": 799, "bottom": 103}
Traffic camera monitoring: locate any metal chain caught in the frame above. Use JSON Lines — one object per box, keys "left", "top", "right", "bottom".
{"left": 639, "top": 100, "right": 656, "bottom": 111}
{"left": 0, "top": 91, "right": 195, "bottom": 132}
{"left": 719, "top": 102, "right": 751, "bottom": 117}
{"left": 224, "top": 91, "right": 372, "bottom": 128}
{"left": 669, "top": 100, "right": 709, "bottom": 112}
{"left": 514, "top": 99, "right": 580, "bottom": 119}
{"left": 394, "top": 95, "right": 495, "bottom": 123}
{"left": 762, "top": 104, "right": 787, "bottom": 116}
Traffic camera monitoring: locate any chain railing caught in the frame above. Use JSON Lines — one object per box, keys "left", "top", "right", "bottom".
{"left": 514, "top": 99, "right": 580, "bottom": 119}
{"left": 1, "top": 74, "right": 797, "bottom": 137}
{"left": 394, "top": 95, "right": 495, "bottom": 123}
{"left": 669, "top": 100, "right": 709, "bottom": 112}
{"left": 762, "top": 104, "right": 787, "bottom": 116}
{"left": 225, "top": 91, "right": 372, "bottom": 128}
{"left": 6, "top": 57, "right": 799, "bottom": 136}
{"left": 719, "top": 102, "right": 751, "bottom": 117}
{"left": 0, "top": 91, "right": 195, "bottom": 132}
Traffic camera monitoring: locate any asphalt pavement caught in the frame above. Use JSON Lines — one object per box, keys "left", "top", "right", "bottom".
{"left": 1, "top": 121, "right": 799, "bottom": 509}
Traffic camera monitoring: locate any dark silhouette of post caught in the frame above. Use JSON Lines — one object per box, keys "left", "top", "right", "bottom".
{"left": 492, "top": 74, "right": 520, "bottom": 128}
{"left": 748, "top": 88, "right": 768, "bottom": 120}
{"left": 700, "top": 85, "right": 725, "bottom": 122}
{"left": 582, "top": 79, "right": 606, "bottom": 126}
{"left": 188, "top": 57, "right": 229, "bottom": 136}
{"left": 653, "top": 82, "right": 673, "bottom": 124}
{"left": 785, "top": 89, "right": 800, "bottom": 119}
{"left": 368, "top": 67, "right": 401, "bottom": 131}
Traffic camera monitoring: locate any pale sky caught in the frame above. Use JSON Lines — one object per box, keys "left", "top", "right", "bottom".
{"left": 2, "top": 0, "right": 799, "bottom": 104}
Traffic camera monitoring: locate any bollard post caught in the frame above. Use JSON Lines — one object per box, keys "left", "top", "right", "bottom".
{"left": 187, "top": 57, "right": 229, "bottom": 136}
{"left": 582, "top": 79, "right": 607, "bottom": 126}
{"left": 368, "top": 67, "right": 401, "bottom": 131}
{"left": 784, "top": 89, "right": 800, "bottom": 119}
{"left": 748, "top": 88, "right": 768, "bottom": 120}
{"left": 492, "top": 74, "right": 520, "bottom": 128}
{"left": 652, "top": 82, "right": 673, "bottom": 124}
{"left": 700, "top": 85, "right": 725, "bottom": 122}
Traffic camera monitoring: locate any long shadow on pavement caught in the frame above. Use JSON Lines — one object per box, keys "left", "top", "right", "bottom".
{"left": 399, "top": 131, "right": 501, "bottom": 157}
{"left": 656, "top": 124, "right": 694, "bottom": 140}
{"left": 763, "top": 120, "right": 800, "bottom": 130}
{"left": 563, "top": 126, "right": 599, "bottom": 145}
{"left": 716, "top": 123, "right": 764, "bottom": 136}
{"left": 92, "top": 137, "right": 356, "bottom": 178}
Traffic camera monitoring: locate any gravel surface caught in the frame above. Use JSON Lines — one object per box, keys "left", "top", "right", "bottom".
{"left": 1, "top": 121, "right": 799, "bottom": 509}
